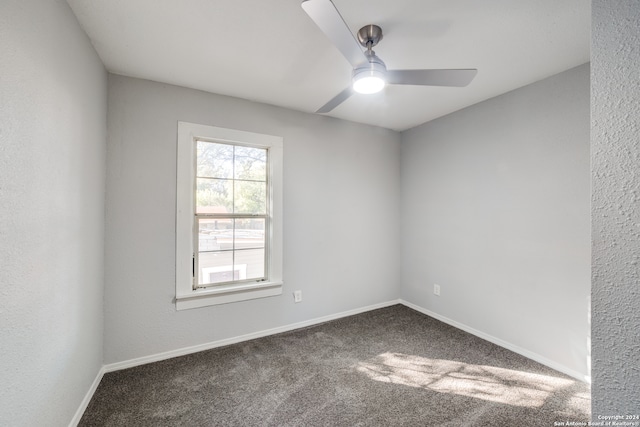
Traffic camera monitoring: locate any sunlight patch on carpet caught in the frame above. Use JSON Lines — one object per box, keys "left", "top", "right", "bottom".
{"left": 356, "top": 352, "right": 574, "bottom": 408}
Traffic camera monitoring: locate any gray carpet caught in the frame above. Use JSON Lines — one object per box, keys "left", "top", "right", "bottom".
{"left": 80, "top": 305, "right": 590, "bottom": 426}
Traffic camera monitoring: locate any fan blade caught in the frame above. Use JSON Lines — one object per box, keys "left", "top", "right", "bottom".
{"left": 301, "top": 0, "right": 367, "bottom": 67}
{"left": 316, "top": 86, "right": 354, "bottom": 113}
{"left": 387, "top": 69, "right": 478, "bottom": 87}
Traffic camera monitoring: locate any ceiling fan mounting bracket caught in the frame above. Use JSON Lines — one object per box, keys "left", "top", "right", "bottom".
{"left": 357, "top": 24, "right": 383, "bottom": 49}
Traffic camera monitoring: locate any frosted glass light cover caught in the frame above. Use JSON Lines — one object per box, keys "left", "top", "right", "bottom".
{"left": 353, "top": 75, "right": 385, "bottom": 94}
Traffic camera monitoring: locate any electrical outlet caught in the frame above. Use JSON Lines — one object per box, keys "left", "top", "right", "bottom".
{"left": 293, "top": 290, "right": 303, "bottom": 303}
{"left": 434, "top": 284, "right": 441, "bottom": 296}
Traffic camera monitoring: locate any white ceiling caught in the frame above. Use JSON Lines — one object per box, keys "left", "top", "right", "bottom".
{"left": 66, "top": 0, "right": 590, "bottom": 132}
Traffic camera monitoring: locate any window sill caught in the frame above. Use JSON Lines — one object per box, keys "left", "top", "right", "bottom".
{"left": 176, "top": 280, "right": 283, "bottom": 310}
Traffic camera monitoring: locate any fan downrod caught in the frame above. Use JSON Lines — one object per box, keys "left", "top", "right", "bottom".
{"left": 357, "top": 24, "right": 383, "bottom": 49}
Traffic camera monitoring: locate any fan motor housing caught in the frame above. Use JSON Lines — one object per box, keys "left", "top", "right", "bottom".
{"left": 353, "top": 50, "right": 387, "bottom": 77}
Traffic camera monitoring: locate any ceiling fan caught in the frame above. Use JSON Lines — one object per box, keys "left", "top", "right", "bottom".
{"left": 301, "top": 0, "right": 478, "bottom": 113}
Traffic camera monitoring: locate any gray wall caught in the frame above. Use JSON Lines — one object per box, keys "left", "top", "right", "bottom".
{"left": 400, "top": 64, "right": 590, "bottom": 378}
{"left": 0, "top": 1, "right": 107, "bottom": 426}
{"left": 104, "top": 75, "right": 401, "bottom": 364}
{"left": 592, "top": 0, "right": 640, "bottom": 415}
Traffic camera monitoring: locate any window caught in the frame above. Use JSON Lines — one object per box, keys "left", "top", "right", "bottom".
{"left": 176, "top": 122, "right": 283, "bottom": 310}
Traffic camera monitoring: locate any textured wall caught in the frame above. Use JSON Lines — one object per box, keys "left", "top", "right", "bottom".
{"left": 591, "top": 0, "right": 640, "bottom": 416}
{"left": 104, "top": 75, "right": 400, "bottom": 364}
{"left": 0, "top": 0, "right": 107, "bottom": 426}
{"left": 400, "top": 65, "right": 591, "bottom": 379}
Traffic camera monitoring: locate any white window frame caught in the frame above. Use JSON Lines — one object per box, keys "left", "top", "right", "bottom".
{"left": 176, "top": 121, "right": 283, "bottom": 310}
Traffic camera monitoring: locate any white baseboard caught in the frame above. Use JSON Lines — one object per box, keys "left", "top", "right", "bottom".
{"left": 68, "top": 365, "right": 105, "bottom": 427}
{"left": 104, "top": 299, "right": 401, "bottom": 373}
{"left": 400, "top": 299, "right": 591, "bottom": 383}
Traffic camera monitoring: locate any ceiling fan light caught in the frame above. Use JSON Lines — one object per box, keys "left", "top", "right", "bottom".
{"left": 352, "top": 69, "right": 386, "bottom": 94}
{"left": 352, "top": 51, "right": 387, "bottom": 94}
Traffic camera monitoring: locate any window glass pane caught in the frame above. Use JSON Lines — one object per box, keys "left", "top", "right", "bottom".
{"left": 234, "top": 248, "right": 265, "bottom": 280}
{"left": 199, "top": 218, "right": 233, "bottom": 251}
{"left": 234, "top": 146, "right": 267, "bottom": 181}
{"left": 198, "top": 251, "right": 235, "bottom": 285}
{"left": 197, "top": 141, "right": 233, "bottom": 179}
{"left": 193, "top": 139, "right": 271, "bottom": 289}
{"left": 234, "top": 218, "right": 265, "bottom": 250}
{"left": 234, "top": 180, "right": 266, "bottom": 214}
{"left": 197, "top": 219, "right": 265, "bottom": 286}
{"left": 196, "top": 178, "right": 232, "bottom": 214}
